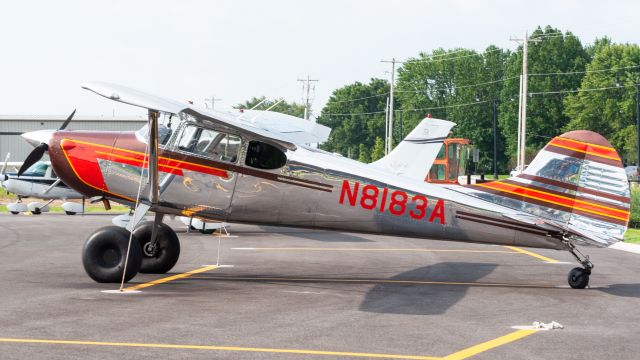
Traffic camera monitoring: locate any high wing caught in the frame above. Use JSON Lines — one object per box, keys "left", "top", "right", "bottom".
{"left": 82, "top": 81, "right": 307, "bottom": 150}
{"left": 369, "top": 117, "right": 455, "bottom": 181}
{"left": 233, "top": 109, "right": 331, "bottom": 144}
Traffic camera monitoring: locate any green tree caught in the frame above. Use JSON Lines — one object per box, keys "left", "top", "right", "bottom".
{"left": 358, "top": 144, "right": 371, "bottom": 163}
{"left": 235, "top": 96, "right": 306, "bottom": 118}
{"left": 395, "top": 46, "right": 509, "bottom": 173}
{"left": 564, "top": 42, "right": 640, "bottom": 163}
{"left": 498, "top": 26, "right": 590, "bottom": 167}
{"left": 317, "top": 78, "right": 389, "bottom": 156}
{"left": 371, "top": 137, "right": 385, "bottom": 161}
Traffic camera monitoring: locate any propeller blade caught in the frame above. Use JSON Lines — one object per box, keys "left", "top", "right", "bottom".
{"left": 18, "top": 143, "right": 48, "bottom": 177}
{"left": 58, "top": 109, "right": 76, "bottom": 130}
{"left": 0, "top": 152, "right": 10, "bottom": 175}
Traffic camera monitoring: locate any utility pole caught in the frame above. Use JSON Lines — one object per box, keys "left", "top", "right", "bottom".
{"left": 511, "top": 32, "right": 541, "bottom": 174}
{"left": 493, "top": 99, "right": 498, "bottom": 179}
{"left": 384, "top": 96, "right": 390, "bottom": 154}
{"left": 204, "top": 95, "right": 222, "bottom": 110}
{"left": 636, "top": 81, "right": 639, "bottom": 168}
{"left": 297, "top": 75, "right": 319, "bottom": 120}
{"left": 381, "top": 58, "right": 397, "bottom": 154}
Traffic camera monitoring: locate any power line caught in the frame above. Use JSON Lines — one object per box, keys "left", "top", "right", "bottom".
{"left": 395, "top": 76, "right": 519, "bottom": 94}
{"left": 400, "top": 48, "right": 502, "bottom": 64}
{"left": 529, "top": 64, "right": 640, "bottom": 77}
{"left": 322, "top": 99, "right": 492, "bottom": 117}
{"left": 325, "top": 83, "right": 636, "bottom": 116}
{"left": 529, "top": 32, "right": 566, "bottom": 39}
{"left": 529, "top": 83, "right": 638, "bottom": 96}
{"left": 323, "top": 109, "right": 387, "bottom": 117}
{"left": 329, "top": 93, "right": 388, "bottom": 104}
{"left": 397, "top": 99, "right": 491, "bottom": 113}
{"left": 328, "top": 76, "right": 517, "bottom": 105}
{"left": 329, "top": 63, "right": 640, "bottom": 105}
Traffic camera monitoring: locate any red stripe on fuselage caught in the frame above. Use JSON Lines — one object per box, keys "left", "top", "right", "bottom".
{"left": 60, "top": 139, "right": 232, "bottom": 194}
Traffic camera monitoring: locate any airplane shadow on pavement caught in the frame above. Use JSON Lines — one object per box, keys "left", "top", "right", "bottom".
{"left": 597, "top": 283, "right": 640, "bottom": 298}
{"left": 359, "top": 262, "right": 498, "bottom": 315}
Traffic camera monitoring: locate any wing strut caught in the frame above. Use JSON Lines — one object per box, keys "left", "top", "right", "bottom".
{"left": 119, "top": 109, "right": 162, "bottom": 292}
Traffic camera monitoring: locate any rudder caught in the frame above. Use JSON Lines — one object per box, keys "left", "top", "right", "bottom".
{"left": 471, "top": 130, "right": 630, "bottom": 246}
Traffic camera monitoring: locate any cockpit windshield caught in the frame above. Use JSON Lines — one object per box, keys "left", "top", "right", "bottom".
{"left": 21, "top": 162, "right": 48, "bottom": 177}
{"left": 135, "top": 112, "right": 179, "bottom": 146}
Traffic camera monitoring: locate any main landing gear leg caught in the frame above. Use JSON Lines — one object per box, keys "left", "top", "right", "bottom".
{"left": 566, "top": 242, "right": 593, "bottom": 289}
{"left": 133, "top": 213, "right": 181, "bottom": 274}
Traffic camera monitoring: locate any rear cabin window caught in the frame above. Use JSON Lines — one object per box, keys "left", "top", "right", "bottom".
{"left": 245, "top": 141, "right": 287, "bottom": 170}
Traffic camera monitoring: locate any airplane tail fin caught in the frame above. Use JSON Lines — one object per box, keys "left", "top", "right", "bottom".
{"left": 470, "top": 130, "right": 630, "bottom": 246}
{"left": 369, "top": 117, "right": 455, "bottom": 181}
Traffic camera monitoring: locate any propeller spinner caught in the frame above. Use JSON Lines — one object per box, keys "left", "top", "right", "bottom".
{"left": 18, "top": 109, "right": 76, "bottom": 177}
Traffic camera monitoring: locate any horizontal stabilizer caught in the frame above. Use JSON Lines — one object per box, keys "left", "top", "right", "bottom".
{"left": 369, "top": 117, "right": 455, "bottom": 181}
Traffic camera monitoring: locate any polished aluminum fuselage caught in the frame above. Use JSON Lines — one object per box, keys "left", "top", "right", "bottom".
{"left": 74, "top": 129, "right": 564, "bottom": 251}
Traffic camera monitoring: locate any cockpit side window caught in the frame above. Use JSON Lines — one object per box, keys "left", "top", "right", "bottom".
{"left": 175, "top": 124, "right": 241, "bottom": 163}
{"left": 245, "top": 141, "right": 287, "bottom": 170}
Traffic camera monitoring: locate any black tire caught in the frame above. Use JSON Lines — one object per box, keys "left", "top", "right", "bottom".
{"left": 199, "top": 228, "right": 215, "bottom": 235}
{"left": 82, "top": 226, "right": 142, "bottom": 283}
{"left": 10, "top": 211, "right": 19, "bottom": 215}
{"left": 65, "top": 211, "right": 76, "bottom": 215}
{"left": 31, "top": 210, "right": 41, "bottom": 215}
{"left": 568, "top": 267, "right": 590, "bottom": 289}
{"left": 133, "top": 222, "right": 181, "bottom": 274}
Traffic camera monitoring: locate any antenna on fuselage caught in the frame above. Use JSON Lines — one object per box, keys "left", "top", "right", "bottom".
{"left": 237, "top": 98, "right": 270, "bottom": 121}
{"left": 249, "top": 98, "right": 285, "bottom": 123}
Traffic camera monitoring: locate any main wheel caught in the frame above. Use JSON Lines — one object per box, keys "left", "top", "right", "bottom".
{"left": 568, "top": 267, "right": 590, "bottom": 289}
{"left": 31, "top": 210, "right": 41, "bottom": 215}
{"left": 133, "top": 222, "right": 181, "bottom": 274}
{"left": 65, "top": 211, "right": 76, "bottom": 215}
{"left": 199, "top": 228, "right": 215, "bottom": 235}
{"left": 10, "top": 211, "right": 19, "bottom": 215}
{"left": 82, "top": 226, "right": 142, "bottom": 283}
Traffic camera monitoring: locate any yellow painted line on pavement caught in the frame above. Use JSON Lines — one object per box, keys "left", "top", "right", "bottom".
{"left": 233, "top": 247, "right": 516, "bottom": 254}
{"left": 0, "top": 338, "right": 438, "bottom": 359}
{"left": 124, "top": 265, "right": 219, "bottom": 291}
{"left": 191, "top": 276, "right": 559, "bottom": 289}
{"left": 0, "top": 329, "right": 541, "bottom": 359}
{"left": 442, "top": 329, "right": 538, "bottom": 360}
{"left": 504, "top": 246, "right": 560, "bottom": 263}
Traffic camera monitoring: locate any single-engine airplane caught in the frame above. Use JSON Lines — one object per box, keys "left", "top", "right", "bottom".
{"left": 18, "top": 82, "right": 630, "bottom": 289}
{"left": 1, "top": 153, "right": 84, "bottom": 215}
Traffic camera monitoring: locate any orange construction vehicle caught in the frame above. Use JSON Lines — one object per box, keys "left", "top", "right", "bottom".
{"left": 425, "top": 138, "right": 472, "bottom": 184}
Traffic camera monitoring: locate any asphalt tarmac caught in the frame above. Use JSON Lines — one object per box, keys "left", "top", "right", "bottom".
{"left": 0, "top": 213, "right": 639, "bottom": 359}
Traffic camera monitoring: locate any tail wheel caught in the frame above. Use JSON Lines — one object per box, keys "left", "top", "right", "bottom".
{"left": 82, "top": 226, "right": 142, "bottom": 283}
{"left": 568, "top": 267, "right": 590, "bottom": 289}
{"left": 133, "top": 222, "right": 180, "bottom": 274}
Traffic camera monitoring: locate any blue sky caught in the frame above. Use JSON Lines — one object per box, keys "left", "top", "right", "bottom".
{"left": 1, "top": 0, "right": 638, "bottom": 117}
